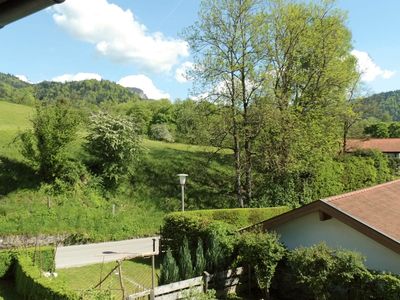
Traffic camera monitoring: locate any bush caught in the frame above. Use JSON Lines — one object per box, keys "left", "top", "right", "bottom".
{"left": 275, "top": 243, "right": 370, "bottom": 300}
{"left": 194, "top": 239, "right": 206, "bottom": 276}
{"left": 161, "top": 214, "right": 237, "bottom": 263}
{"left": 179, "top": 237, "right": 193, "bottom": 280}
{"left": 86, "top": 111, "right": 144, "bottom": 189}
{"left": 159, "top": 248, "right": 179, "bottom": 285}
{"left": 236, "top": 232, "right": 285, "bottom": 298}
{"left": 149, "top": 123, "right": 175, "bottom": 142}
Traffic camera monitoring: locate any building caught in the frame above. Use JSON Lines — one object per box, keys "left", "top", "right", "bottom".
{"left": 346, "top": 138, "right": 400, "bottom": 159}
{"left": 243, "top": 180, "right": 400, "bottom": 273}
{"left": 0, "top": 0, "right": 64, "bottom": 28}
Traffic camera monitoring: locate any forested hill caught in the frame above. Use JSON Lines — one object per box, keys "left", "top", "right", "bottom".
{"left": 0, "top": 72, "right": 148, "bottom": 106}
{"left": 356, "top": 90, "right": 400, "bottom": 121}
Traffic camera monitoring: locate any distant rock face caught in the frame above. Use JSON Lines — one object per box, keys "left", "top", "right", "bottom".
{"left": 127, "top": 87, "right": 148, "bottom": 99}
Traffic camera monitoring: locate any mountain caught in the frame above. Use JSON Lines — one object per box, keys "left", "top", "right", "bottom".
{"left": 356, "top": 90, "right": 400, "bottom": 121}
{"left": 0, "top": 73, "right": 148, "bottom": 106}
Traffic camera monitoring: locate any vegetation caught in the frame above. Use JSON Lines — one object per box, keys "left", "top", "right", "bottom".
{"left": 159, "top": 248, "right": 179, "bottom": 285}
{"left": 86, "top": 111, "right": 144, "bottom": 189}
{"left": 236, "top": 232, "right": 285, "bottom": 298}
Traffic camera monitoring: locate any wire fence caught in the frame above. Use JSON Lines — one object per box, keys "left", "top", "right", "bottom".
{"left": 57, "top": 256, "right": 157, "bottom": 299}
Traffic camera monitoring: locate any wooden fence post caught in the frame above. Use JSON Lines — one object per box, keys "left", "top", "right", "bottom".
{"left": 203, "top": 271, "right": 210, "bottom": 293}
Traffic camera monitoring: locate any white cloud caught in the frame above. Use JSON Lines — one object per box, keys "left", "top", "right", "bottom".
{"left": 118, "top": 75, "right": 170, "bottom": 100}
{"left": 175, "top": 62, "right": 194, "bottom": 83}
{"left": 351, "top": 50, "right": 395, "bottom": 82}
{"left": 52, "top": 0, "right": 189, "bottom": 73}
{"left": 52, "top": 72, "right": 102, "bottom": 82}
{"left": 15, "top": 75, "right": 31, "bottom": 83}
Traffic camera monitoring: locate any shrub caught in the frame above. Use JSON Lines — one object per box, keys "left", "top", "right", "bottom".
{"left": 159, "top": 248, "right": 179, "bottom": 285}
{"left": 236, "top": 232, "right": 285, "bottom": 298}
{"left": 179, "top": 237, "right": 194, "bottom": 280}
{"left": 367, "top": 273, "right": 400, "bottom": 300}
{"left": 149, "top": 123, "right": 175, "bottom": 142}
{"left": 194, "top": 239, "right": 206, "bottom": 276}
{"left": 281, "top": 243, "right": 369, "bottom": 300}
{"left": 86, "top": 111, "right": 144, "bottom": 189}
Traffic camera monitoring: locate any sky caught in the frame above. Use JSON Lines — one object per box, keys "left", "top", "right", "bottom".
{"left": 0, "top": 0, "right": 399, "bottom": 100}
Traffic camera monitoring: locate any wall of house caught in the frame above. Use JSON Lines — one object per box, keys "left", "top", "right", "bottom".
{"left": 271, "top": 212, "right": 400, "bottom": 274}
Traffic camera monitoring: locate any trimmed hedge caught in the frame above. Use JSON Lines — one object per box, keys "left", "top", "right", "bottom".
{"left": 15, "top": 254, "right": 77, "bottom": 300}
{"left": 167, "top": 207, "right": 289, "bottom": 230}
{"left": 0, "top": 246, "right": 55, "bottom": 279}
{"left": 0, "top": 250, "right": 13, "bottom": 278}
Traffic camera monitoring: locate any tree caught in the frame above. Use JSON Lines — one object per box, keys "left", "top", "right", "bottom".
{"left": 178, "top": 237, "right": 194, "bottom": 280}
{"left": 194, "top": 239, "right": 206, "bottom": 276}
{"left": 364, "top": 123, "right": 389, "bottom": 138}
{"left": 19, "top": 101, "right": 81, "bottom": 182}
{"left": 86, "top": 111, "right": 143, "bottom": 189}
{"left": 184, "top": 0, "right": 268, "bottom": 207}
{"left": 159, "top": 248, "right": 180, "bottom": 285}
{"left": 254, "top": 0, "right": 358, "bottom": 206}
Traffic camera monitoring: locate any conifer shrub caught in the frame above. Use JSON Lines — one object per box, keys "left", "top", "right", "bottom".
{"left": 159, "top": 248, "right": 179, "bottom": 285}
{"left": 194, "top": 239, "right": 206, "bottom": 276}
{"left": 179, "top": 237, "right": 194, "bottom": 280}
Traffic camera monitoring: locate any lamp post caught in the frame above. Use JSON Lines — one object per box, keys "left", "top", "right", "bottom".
{"left": 177, "top": 174, "right": 188, "bottom": 211}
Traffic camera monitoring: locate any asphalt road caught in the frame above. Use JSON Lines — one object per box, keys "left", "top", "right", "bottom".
{"left": 55, "top": 236, "right": 160, "bottom": 269}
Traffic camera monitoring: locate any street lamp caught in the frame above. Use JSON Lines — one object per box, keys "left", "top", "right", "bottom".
{"left": 177, "top": 174, "right": 188, "bottom": 211}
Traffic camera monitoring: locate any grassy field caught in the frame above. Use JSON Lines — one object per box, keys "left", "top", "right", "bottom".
{"left": 56, "top": 257, "right": 158, "bottom": 298}
{"left": 0, "top": 101, "right": 235, "bottom": 240}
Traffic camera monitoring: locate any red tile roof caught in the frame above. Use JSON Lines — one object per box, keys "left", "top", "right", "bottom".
{"left": 242, "top": 179, "right": 400, "bottom": 253}
{"left": 323, "top": 179, "right": 400, "bottom": 242}
{"left": 346, "top": 138, "right": 400, "bottom": 153}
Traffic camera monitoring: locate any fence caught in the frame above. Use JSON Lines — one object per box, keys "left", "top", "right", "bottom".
{"left": 127, "top": 266, "right": 253, "bottom": 300}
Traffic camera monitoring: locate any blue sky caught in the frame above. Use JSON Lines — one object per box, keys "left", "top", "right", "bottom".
{"left": 0, "top": 0, "right": 398, "bottom": 100}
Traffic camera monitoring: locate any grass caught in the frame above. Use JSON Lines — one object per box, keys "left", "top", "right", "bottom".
{"left": 56, "top": 257, "right": 158, "bottom": 298}
{"left": 0, "top": 100, "right": 236, "bottom": 240}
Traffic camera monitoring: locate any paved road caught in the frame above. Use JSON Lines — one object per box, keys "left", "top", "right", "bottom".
{"left": 55, "top": 236, "right": 160, "bottom": 269}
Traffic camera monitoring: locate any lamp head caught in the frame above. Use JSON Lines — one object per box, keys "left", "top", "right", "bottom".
{"left": 177, "top": 174, "right": 188, "bottom": 185}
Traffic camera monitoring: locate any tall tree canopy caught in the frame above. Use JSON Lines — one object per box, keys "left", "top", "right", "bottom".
{"left": 185, "top": 0, "right": 359, "bottom": 207}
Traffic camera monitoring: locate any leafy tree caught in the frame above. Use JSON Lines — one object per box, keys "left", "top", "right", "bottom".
{"left": 253, "top": 0, "right": 358, "bottom": 206}
{"left": 19, "top": 101, "right": 81, "bottom": 182}
{"left": 389, "top": 122, "right": 400, "bottom": 137}
{"left": 184, "top": 0, "right": 268, "bottom": 207}
{"left": 364, "top": 123, "right": 389, "bottom": 137}
{"left": 178, "top": 237, "right": 194, "bottom": 280}
{"left": 159, "top": 248, "right": 180, "bottom": 285}
{"left": 86, "top": 111, "right": 143, "bottom": 189}
{"left": 194, "top": 239, "right": 206, "bottom": 276}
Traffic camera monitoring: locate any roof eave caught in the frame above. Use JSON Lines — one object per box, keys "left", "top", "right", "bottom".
{"left": 0, "top": 0, "right": 65, "bottom": 28}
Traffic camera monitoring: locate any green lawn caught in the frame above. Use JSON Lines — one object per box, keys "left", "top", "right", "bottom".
{"left": 57, "top": 257, "right": 158, "bottom": 298}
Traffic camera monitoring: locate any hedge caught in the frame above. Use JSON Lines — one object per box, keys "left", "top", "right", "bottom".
{"left": 0, "top": 246, "right": 55, "bottom": 279}
{"left": 14, "top": 254, "right": 78, "bottom": 300}
{"left": 166, "top": 207, "right": 289, "bottom": 230}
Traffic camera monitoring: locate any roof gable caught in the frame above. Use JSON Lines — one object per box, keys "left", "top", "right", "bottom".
{"left": 242, "top": 180, "right": 400, "bottom": 254}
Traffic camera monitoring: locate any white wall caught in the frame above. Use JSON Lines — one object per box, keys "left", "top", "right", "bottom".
{"left": 272, "top": 212, "right": 400, "bottom": 274}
